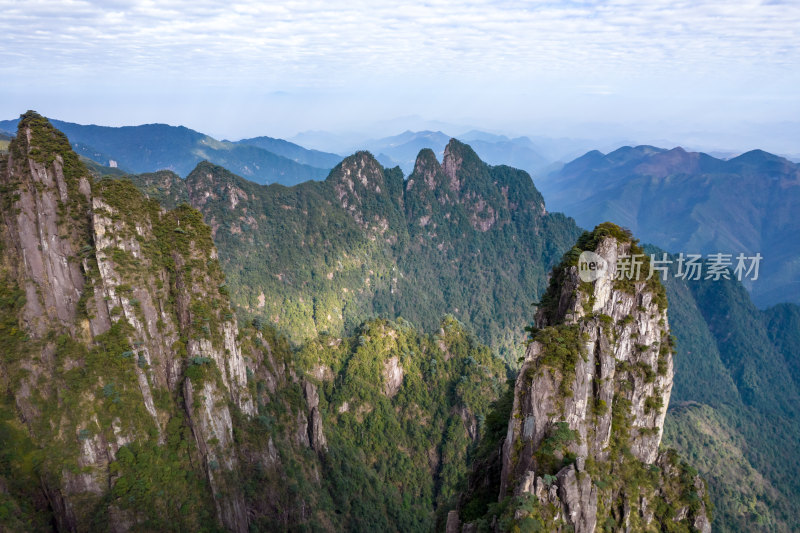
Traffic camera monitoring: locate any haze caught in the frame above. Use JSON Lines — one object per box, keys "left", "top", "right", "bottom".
{"left": 1, "top": 0, "right": 798, "bottom": 155}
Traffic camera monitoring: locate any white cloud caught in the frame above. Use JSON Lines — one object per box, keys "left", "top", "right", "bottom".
{"left": 1, "top": 0, "right": 797, "bottom": 82}
{"left": 0, "top": 0, "right": 798, "bottom": 145}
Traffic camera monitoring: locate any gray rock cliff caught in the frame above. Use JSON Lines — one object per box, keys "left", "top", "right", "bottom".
{"left": 458, "top": 224, "right": 711, "bottom": 532}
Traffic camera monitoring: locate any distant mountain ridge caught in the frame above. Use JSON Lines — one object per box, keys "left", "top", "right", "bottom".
{"left": 0, "top": 116, "right": 336, "bottom": 186}
{"left": 351, "top": 129, "right": 553, "bottom": 177}
{"left": 541, "top": 145, "right": 800, "bottom": 307}
{"left": 233, "top": 135, "right": 342, "bottom": 168}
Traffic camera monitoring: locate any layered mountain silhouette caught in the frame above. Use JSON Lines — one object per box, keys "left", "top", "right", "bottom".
{"left": 346, "top": 130, "right": 554, "bottom": 177}
{"left": 122, "top": 139, "right": 582, "bottom": 365}
{"left": 234, "top": 135, "right": 343, "bottom": 168}
{"left": 0, "top": 117, "right": 341, "bottom": 186}
{"left": 541, "top": 145, "right": 800, "bottom": 307}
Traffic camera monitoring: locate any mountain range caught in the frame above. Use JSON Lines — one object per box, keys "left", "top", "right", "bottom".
{"left": 0, "top": 117, "right": 341, "bottom": 186}
{"left": 0, "top": 112, "right": 515, "bottom": 531}
{"left": 0, "top": 116, "right": 606, "bottom": 186}
{"left": 10, "top": 115, "right": 795, "bottom": 309}
{"left": 540, "top": 145, "right": 800, "bottom": 307}
{"left": 84, "top": 126, "right": 800, "bottom": 530}
{"left": 121, "top": 140, "right": 581, "bottom": 366}
{"left": 340, "top": 130, "right": 596, "bottom": 177}
{"left": 1, "top": 113, "right": 800, "bottom": 531}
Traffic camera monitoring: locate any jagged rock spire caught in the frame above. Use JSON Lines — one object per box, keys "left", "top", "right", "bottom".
{"left": 457, "top": 223, "right": 710, "bottom": 533}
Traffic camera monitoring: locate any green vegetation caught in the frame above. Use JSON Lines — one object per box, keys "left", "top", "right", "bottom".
{"left": 0, "top": 114, "right": 249, "bottom": 530}
{"left": 533, "top": 421, "right": 578, "bottom": 475}
{"left": 665, "top": 275, "right": 800, "bottom": 530}
{"left": 459, "top": 231, "right": 709, "bottom": 532}
{"left": 665, "top": 403, "right": 780, "bottom": 531}
{"left": 0, "top": 276, "right": 27, "bottom": 369}
{"left": 458, "top": 383, "right": 514, "bottom": 523}
{"left": 115, "top": 134, "right": 800, "bottom": 531}
{"left": 541, "top": 144, "right": 800, "bottom": 308}
{"left": 102, "top": 416, "right": 219, "bottom": 532}
{"left": 762, "top": 303, "right": 800, "bottom": 391}
{"left": 123, "top": 170, "right": 189, "bottom": 209}
{"left": 525, "top": 324, "right": 585, "bottom": 400}
{"left": 126, "top": 145, "right": 581, "bottom": 368}
{"left": 0, "top": 395, "right": 51, "bottom": 532}
{"left": 12, "top": 111, "right": 92, "bottom": 248}
{"left": 2, "top": 114, "right": 798, "bottom": 532}
{"left": 633, "top": 245, "right": 800, "bottom": 531}
{"left": 298, "top": 317, "right": 507, "bottom": 531}
{"left": 79, "top": 155, "right": 127, "bottom": 178}
{"left": 1, "top": 116, "right": 518, "bottom": 530}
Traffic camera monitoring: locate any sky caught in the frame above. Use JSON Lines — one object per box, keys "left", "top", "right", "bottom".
{"left": 1, "top": 0, "right": 799, "bottom": 154}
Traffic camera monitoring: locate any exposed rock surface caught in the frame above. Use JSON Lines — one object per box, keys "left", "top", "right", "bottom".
{"left": 304, "top": 380, "right": 328, "bottom": 452}
{"left": 457, "top": 224, "right": 711, "bottom": 532}
{"left": 0, "top": 112, "right": 269, "bottom": 532}
{"left": 501, "top": 235, "right": 672, "bottom": 495}
{"left": 0, "top": 113, "right": 521, "bottom": 533}
{"left": 382, "top": 355, "right": 404, "bottom": 397}
{"left": 164, "top": 138, "right": 570, "bottom": 371}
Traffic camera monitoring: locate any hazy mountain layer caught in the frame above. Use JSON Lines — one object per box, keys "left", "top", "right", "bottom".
{"left": 234, "top": 135, "right": 342, "bottom": 168}
{"left": 0, "top": 117, "right": 332, "bottom": 186}
{"left": 541, "top": 145, "right": 800, "bottom": 307}
{"left": 351, "top": 130, "right": 551, "bottom": 178}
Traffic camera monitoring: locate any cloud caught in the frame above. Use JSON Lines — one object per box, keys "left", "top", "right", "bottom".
{"left": 1, "top": 0, "right": 797, "bottom": 84}
{"left": 0, "top": 0, "right": 797, "bottom": 146}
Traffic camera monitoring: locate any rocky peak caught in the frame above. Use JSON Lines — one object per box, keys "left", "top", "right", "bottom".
{"left": 185, "top": 160, "right": 249, "bottom": 211}
{"left": 405, "top": 140, "right": 510, "bottom": 233}
{"left": 0, "top": 111, "right": 92, "bottom": 337}
{"left": 328, "top": 151, "right": 385, "bottom": 201}
{"left": 458, "top": 223, "right": 710, "bottom": 532}
{"left": 127, "top": 169, "right": 188, "bottom": 209}
{"left": 442, "top": 138, "right": 485, "bottom": 192}
{"left": 408, "top": 148, "right": 443, "bottom": 191}
{"left": 441, "top": 139, "right": 465, "bottom": 192}
{"left": 326, "top": 150, "right": 405, "bottom": 232}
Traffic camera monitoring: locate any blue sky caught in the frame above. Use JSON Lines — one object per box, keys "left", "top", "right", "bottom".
{"left": 1, "top": 0, "right": 798, "bottom": 153}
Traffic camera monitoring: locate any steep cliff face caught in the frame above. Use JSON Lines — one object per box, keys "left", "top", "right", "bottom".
{"left": 0, "top": 112, "right": 262, "bottom": 532}
{"left": 1, "top": 120, "right": 503, "bottom": 530}
{"left": 457, "top": 223, "right": 711, "bottom": 532}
